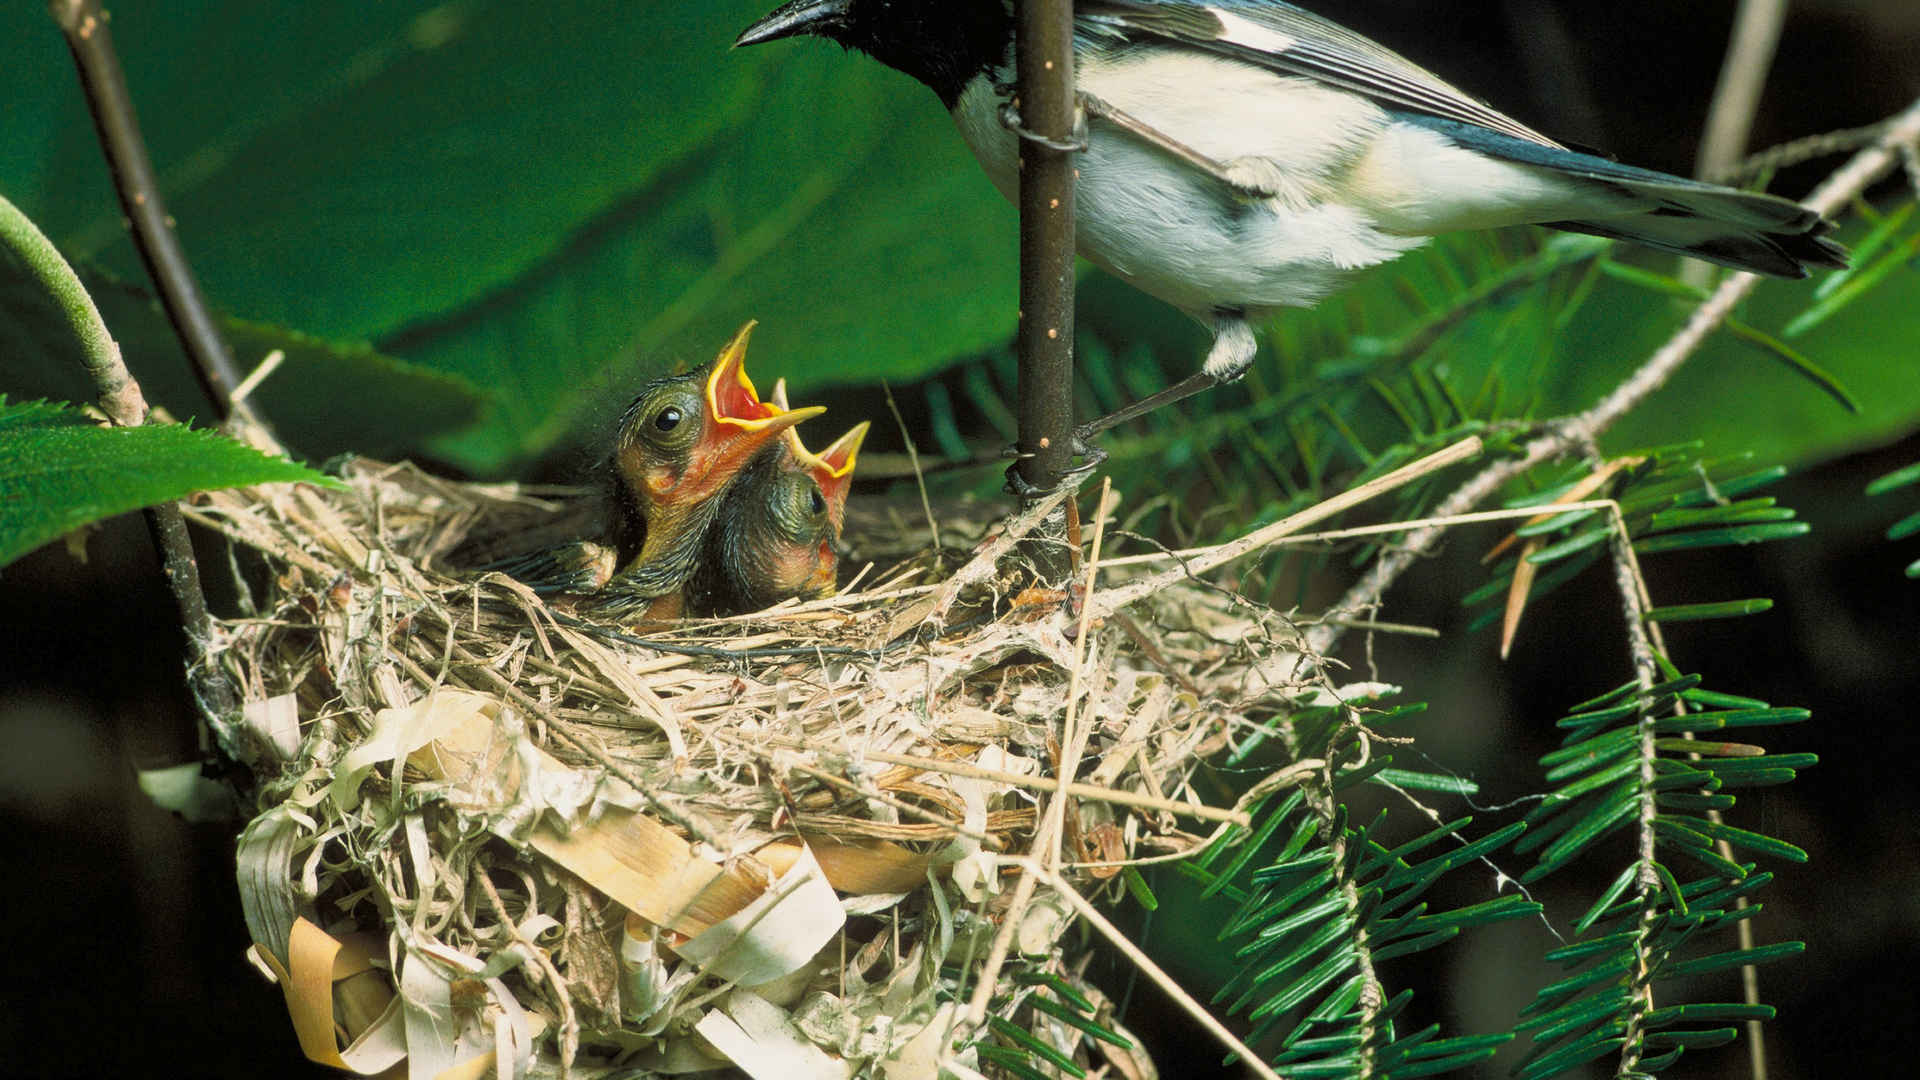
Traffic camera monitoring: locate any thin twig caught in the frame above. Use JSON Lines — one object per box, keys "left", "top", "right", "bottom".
{"left": 1696, "top": 0, "right": 1790, "bottom": 184}
{"left": 1090, "top": 435, "right": 1483, "bottom": 619}
{"left": 1619, "top": 507, "right": 1776, "bottom": 1080}
{"left": 1306, "top": 96, "right": 1920, "bottom": 661}
{"left": 882, "top": 380, "right": 943, "bottom": 555}
{"left": 48, "top": 0, "right": 268, "bottom": 434}
{"left": 1599, "top": 498, "right": 1664, "bottom": 1077}
{"left": 0, "top": 191, "right": 230, "bottom": 715}
{"left": 1095, "top": 499, "right": 1619, "bottom": 569}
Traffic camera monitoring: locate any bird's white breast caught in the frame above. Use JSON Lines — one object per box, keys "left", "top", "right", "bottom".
{"left": 949, "top": 46, "right": 1589, "bottom": 320}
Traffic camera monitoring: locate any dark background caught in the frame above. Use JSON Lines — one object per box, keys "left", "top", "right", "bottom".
{"left": 3, "top": 1, "right": 1917, "bottom": 1076}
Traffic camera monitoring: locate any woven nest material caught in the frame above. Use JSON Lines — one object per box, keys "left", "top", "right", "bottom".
{"left": 184, "top": 452, "right": 1327, "bottom": 1079}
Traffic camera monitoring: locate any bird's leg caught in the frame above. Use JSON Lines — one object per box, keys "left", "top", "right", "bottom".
{"left": 1073, "top": 312, "right": 1258, "bottom": 444}
{"left": 1075, "top": 92, "right": 1281, "bottom": 200}
{"left": 1004, "top": 313, "right": 1257, "bottom": 486}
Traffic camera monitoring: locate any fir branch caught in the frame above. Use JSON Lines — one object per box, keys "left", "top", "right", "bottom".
{"left": 1601, "top": 495, "right": 1666, "bottom": 1076}
{"left": 1306, "top": 94, "right": 1920, "bottom": 661}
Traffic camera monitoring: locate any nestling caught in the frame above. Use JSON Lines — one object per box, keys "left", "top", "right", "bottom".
{"left": 686, "top": 396, "right": 868, "bottom": 615}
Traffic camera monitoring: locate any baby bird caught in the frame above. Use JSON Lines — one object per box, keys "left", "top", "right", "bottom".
{"left": 687, "top": 383, "right": 869, "bottom": 615}
{"left": 586, "top": 321, "right": 825, "bottom": 619}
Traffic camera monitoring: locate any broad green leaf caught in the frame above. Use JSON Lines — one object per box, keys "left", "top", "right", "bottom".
{"left": 0, "top": 258, "right": 490, "bottom": 463}
{"left": 1544, "top": 224, "right": 1920, "bottom": 467}
{"left": 0, "top": 398, "right": 336, "bottom": 568}
{"left": 0, "top": 1, "right": 1019, "bottom": 474}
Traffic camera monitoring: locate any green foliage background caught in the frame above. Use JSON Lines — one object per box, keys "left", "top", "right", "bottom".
{"left": 4, "top": 0, "right": 1915, "bottom": 487}
{"left": 2, "top": 2, "right": 1918, "bottom": 1077}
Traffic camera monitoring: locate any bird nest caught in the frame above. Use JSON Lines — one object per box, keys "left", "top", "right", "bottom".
{"left": 184, "top": 446, "right": 1333, "bottom": 1079}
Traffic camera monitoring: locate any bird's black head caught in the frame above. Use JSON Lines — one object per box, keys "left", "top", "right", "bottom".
{"left": 736, "top": 0, "right": 1012, "bottom": 110}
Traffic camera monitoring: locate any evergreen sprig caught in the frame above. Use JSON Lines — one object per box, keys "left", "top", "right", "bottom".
{"left": 972, "top": 966, "right": 1134, "bottom": 1079}
{"left": 1184, "top": 692, "right": 1540, "bottom": 1078}
{"left": 1510, "top": 662, "right": 1811, "bottom": 1078}
{"left": 1467, "top": 445, "right": 1808, "bottom": 632}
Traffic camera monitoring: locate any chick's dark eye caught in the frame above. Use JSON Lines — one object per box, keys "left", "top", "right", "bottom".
{"left": 653, "top": 406, "right": 683, "bottom": 432}
{"left": 809, "top": 488, "right": 827, "bottom": 515}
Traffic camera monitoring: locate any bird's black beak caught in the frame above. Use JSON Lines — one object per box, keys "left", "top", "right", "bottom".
{"left": 735, "top": 0, "right": 850, "bottom": 48}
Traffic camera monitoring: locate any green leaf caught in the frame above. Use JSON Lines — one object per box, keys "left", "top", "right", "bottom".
{"left": 1887, "top": 509, "right": 1920, "bottom": 542}
{"left": 1783, "top": 224, "right": 1920, "bottom": 338}
{"left": 1688, "top": 818, "right": 1810, "bottom": 863}
{"left": 988, "top": 1016, "right": 1085, "bottom": 1077}
{"left": 1633, "top": 521, "right": 1810, "bottom": 553}
{"left": 1121, "top": 867, "right": 1159, "bottom": 912}
{"left": 1643, "top": 1026, "right": 1740, "bottom": 1049}
{"left": 1643, "top": 599, "right": 1775, "bottom": 622}
{"left": 1658, "top": 940, "right": 1805, "bottom": 980}
{"left": 1575, "top": 868, "right": 1641, "bottom": 936}
{"left": 0, "top": 398, "right": 336, "bottom": 568}
{"left": 1026, "top": 993, "right": 1134, "bottom": 1050}
{"left": 1545, "top": 224, "right": 1920, "bottom": 467}
{"left": 1517, "top": 1031, "right": 1626, "bottom": 1080}
{"left": 972, "top": 1045, "right": 1054, "bottom": 1080}
{"left": 1682, "top": 688, "right": 1770, "bottom": 709}
{"left": 1371, "top": 768, "right": 1480, "bottom": 795}
{"left": 0, "top": 1, "right": 1022, "bottom": 474}
{"left": 1723, "top": 316, "right": 1859, "bottom": 413}
{"left": 1644, "top": 1002, "right": 1776, "bottom": 1027}
{"left": 1867, "top": 459, "right": 1920, "bottom": 496}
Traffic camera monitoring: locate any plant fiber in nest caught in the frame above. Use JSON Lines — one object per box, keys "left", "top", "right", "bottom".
{"left": 183, "top": 455, "right": 1321, "bottom": 1079}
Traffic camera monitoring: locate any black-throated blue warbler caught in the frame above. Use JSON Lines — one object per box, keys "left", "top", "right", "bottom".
{"left": 737, "top": 1, "right": 1844, "bottom": 434}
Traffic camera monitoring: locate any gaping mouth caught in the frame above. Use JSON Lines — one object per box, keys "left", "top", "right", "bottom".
{"left": 771, "top": 379, "right": 868, "bottom": 480}
{"left": 668, "top": 323, "right": 825, "bottom": 506}
{"left": 769, "top": 378, "right": 865, "bottom": 532}
{"left": 705, "top": 321, "right": 778, "bottom": 429}
{"left": 704, "top": 322, "right": 826, "bottom": 434}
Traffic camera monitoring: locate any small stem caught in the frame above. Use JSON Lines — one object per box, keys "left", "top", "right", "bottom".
{"left": 48, "top": 0, "right": 269, "bottom": 435}
{"left": 1011, "top": 0, "right": 1078, "bottom": 582}
{"left": 1696, "top": 0, "right": 1790, "bottom": 183}
{"left": 1602, "top": 503, "right": 1661, "bottom": 1077}
{"left": 0, "top": 190, "right": 230, "bottom": 713}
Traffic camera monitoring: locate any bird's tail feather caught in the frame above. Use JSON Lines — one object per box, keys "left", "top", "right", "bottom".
{"left": 1400, "top": 114, "right": 1848, "bottom": 277}
{"left": 1553, "top": 180, "right": 1846, "bottom": 278}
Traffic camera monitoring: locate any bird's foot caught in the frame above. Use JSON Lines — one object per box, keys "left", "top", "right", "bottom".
{"left": 1000, "top": 433, "right": 1108, "bottom": 499}
{"left": 997, "top": 98, "right": 1089, "bottom": 153}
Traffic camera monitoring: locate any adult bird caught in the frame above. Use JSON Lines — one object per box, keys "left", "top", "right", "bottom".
{"left": 737, "top": 1, "right": 1845, "bottom": 438}
{"left": 584, "top": 321, "right": 825, "bottom": 619}
{"left": 688, "top": 387, "right": 869, "bottom": 615}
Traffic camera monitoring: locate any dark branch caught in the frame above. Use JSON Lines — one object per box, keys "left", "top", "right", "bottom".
{"left": 49, "top": 0, "right": 269, "bottom": 436}
{"left": 1011, "top": 0, "right": 1079, "bottom": 581}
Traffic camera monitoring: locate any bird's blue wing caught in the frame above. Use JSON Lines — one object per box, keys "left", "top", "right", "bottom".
{"left": 1079, "top": 1, "right": 1563, "bottom": 149}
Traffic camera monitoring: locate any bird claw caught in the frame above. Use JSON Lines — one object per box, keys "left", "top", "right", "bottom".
{"left": 999, "top": 433, "right": 1107, "bottom": 498}
{"left": 997, "top": 99, "right": 1089, "bottom": 153}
